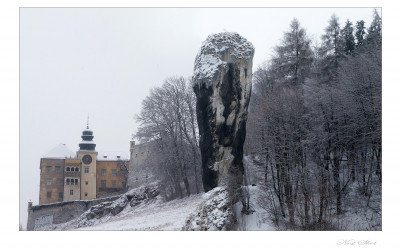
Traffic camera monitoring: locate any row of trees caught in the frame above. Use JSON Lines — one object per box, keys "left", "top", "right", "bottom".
{"left": 135, "top": 77, "right": 202, "bottom": 199}
{"left": 246, "top": 10, "right": 381, "bottom": 229}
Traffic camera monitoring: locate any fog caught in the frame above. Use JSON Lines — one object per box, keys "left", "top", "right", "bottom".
{"left": 19, "top": 7, "right": 377, "bottom": 229}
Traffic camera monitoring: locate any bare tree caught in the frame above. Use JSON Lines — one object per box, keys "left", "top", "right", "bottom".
{"left": 135, "top": 76, "right": 202, "bottom": 199}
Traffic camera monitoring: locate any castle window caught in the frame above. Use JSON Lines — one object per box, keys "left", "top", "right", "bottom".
{"left": 101, "top": 180, "right": 106, "bottom": 188}
{"left": 66, "top": 179, "right": 70, "bottom": 185}
{"left": 46, "top": 179, "right": 52, "bottom": 185}
{"left": 55, "top": 166, "right": 61, "bottom": 173}
{"left": 70, "top": 190, "right": 73, "bottom": 195}
{"left": 85, "top": 193, "right": 88, "bottom": 197}
{"left": 75, "top": 179, "right": 78, "bottom": 185}
{"left": 57, "top": 178, "right": 63, "bottom": 186}
{"left": 46, "top": 166, "right": 51, "bottom": 173}
{"left": 66, "top": 167, "right": 70, "bottom": 172}
{"left": 47, "top": 191, "right": 51, "bottom": 198}
{"left": 71, "top": 167, "right": 74, "bottom": 172}
{"left": 59, "top": 192, "right": 63, "bottom": 199}
{"left": 75, "top": 167, "right": 79, "bottom": 172}
{"left": 85, "top": 181, "right": 88, "bottom": 185}
{"left": 84, "top": 167, "right": 89, "bottom": 173}
{"left": 112, "top": 170, "right": 117, "bottom": 176}
{"left": 112, "top": 180, "right": 116, "bottom": 187}
{"left": 101, "top": 169, "right": 106, "bottom": 176}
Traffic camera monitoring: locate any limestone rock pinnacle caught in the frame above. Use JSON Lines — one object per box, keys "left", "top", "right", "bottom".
{"left": 193, "top": 32, "right": 254, "bottom": 195}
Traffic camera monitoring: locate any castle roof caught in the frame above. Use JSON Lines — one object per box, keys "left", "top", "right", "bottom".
{"left": 97, "top": 151, "right": 129, "bottom": 161}
{"left": 43, "top": 143, "right": 75, "bottom": 159}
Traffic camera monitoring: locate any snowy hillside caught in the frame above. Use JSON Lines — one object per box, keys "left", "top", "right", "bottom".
{"left": 37, "top": 153, "right": 379, "bottom": 231}
{"left": 44, "top": 157, "right": 275, "bottom": 231}
{"left": 49, "top": 185, "right": 274, "bottom": 231}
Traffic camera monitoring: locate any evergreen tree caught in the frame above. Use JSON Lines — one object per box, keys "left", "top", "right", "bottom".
{"left": 318, "top": 14, "right": 343, "bottom": 84}
{"left": 271, "top": 18, "right": 313, "bottom": 86}
{"left": 366, "top": 9, "right": 382, "bottom": 46}
{"left": 355, "top": 20, "right": 366, "bottom": 48}
{"left": 320, "top": 14, "right": 343, "bottom": 57}
{"left": 341, "top": 19, "right": 355, "bottom": 55}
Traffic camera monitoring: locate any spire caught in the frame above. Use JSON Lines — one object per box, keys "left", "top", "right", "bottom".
{"left": 87, "top": 114, "right": 89, "bottom": 129}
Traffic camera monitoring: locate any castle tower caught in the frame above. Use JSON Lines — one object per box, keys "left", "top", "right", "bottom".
{"left": 77, "top": 121, "right": 98, "bottom": 200}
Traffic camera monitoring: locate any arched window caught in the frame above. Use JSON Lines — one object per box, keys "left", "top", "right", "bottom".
{"left": 66, "top": 167, "right": 70, "bottom": 172}
{"left": 75, "top": 167, "right": 79, "bottom": 172}
{"left": 66, "top": 179, "right": 70, "bottom": 185}
{"left": 71, "top": 167, "right": 74, "bottom": 172}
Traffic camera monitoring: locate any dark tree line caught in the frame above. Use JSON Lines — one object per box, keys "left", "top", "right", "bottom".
{"left": 246, "top": 10, "right": 381, "bottom": 230}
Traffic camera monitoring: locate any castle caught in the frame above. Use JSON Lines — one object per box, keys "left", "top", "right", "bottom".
{"left": 38, "top": 124, "right": 130, "bottom": 205}
{"left": 28, "top": 123, "right": 162, "bottom": 230}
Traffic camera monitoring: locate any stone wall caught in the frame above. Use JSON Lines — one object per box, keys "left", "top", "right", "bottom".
{"left": 27, "top": 196, "right": 119, "bottom": 231}
{"left": 128, "top": 141, "right": 159, "bottom": 189}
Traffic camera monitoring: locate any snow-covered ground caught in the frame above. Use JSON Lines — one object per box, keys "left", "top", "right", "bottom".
{"left": 49, "top": 184, "right": 274, "bottom": 230}
{"left": 75, "top": 194, "right": 204, "bottom": 230}
{"left": 43, "top": 155, "right": 274, "bottom": 231}
{"left": 41, "top": 154, "right": 379, "bottom": 231}
{"left": 234, "top": 185, "right": 275, "bottom": 230}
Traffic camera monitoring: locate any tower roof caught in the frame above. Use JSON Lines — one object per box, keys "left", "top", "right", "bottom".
{"left": 79, "top": 122, "right": 96, "bottom": 151}
{"left": 43, "top": 143, "right": 75, "bottom": 159}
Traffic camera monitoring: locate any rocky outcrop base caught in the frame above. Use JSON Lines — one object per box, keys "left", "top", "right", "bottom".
{"left": 183, "top": 187, "right": 235, "bottom": 230}
{"left": 78, "top": 184, "right": 160, "bottom": 228}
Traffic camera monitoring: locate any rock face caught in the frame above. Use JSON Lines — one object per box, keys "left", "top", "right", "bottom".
{"left": 193, "top": 32, "right": 254, "bottom": 195}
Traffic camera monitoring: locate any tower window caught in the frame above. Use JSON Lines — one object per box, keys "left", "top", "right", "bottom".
{"left": 46, "top": 166, "right": 51, "bottom": 173}
{"left": 46, "top": 179, "right": 52, "bottom": 186}
{"left": 59, "top": 192, "right": 63, "bottom": 199}
{"left": 57, "top": 179, "right": 63, "bottom": 186}
{"left": 101, "top": 169, "right": 106, "bottom": 176}
{"left": 84, "top": 167, "right": 89, "bottom": 173}
{"left": 84, "top": 193, "right": 88, "bottom": 197}
{"left": 85, "top": 181, "right": 88, "bottom": 185}
{"left": 112, "top": 170, "right": 117, "bottom": 176}
{"left": 47, "top": 191, "right": 51, "bottom": 198}
{"left": 70, "top": 190, "right": 73, "bottom": 195}
{"left": 55, "top": 166, "right": 61, "bottom": 173}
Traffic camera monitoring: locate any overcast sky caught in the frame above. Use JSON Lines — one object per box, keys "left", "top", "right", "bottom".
{"left": 19, "top": 7, "right": 378, "bottom": 229}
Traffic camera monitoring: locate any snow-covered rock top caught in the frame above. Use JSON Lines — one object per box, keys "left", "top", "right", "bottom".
{"left": 193, "top": 32, "right": 254, "bottom": 84}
